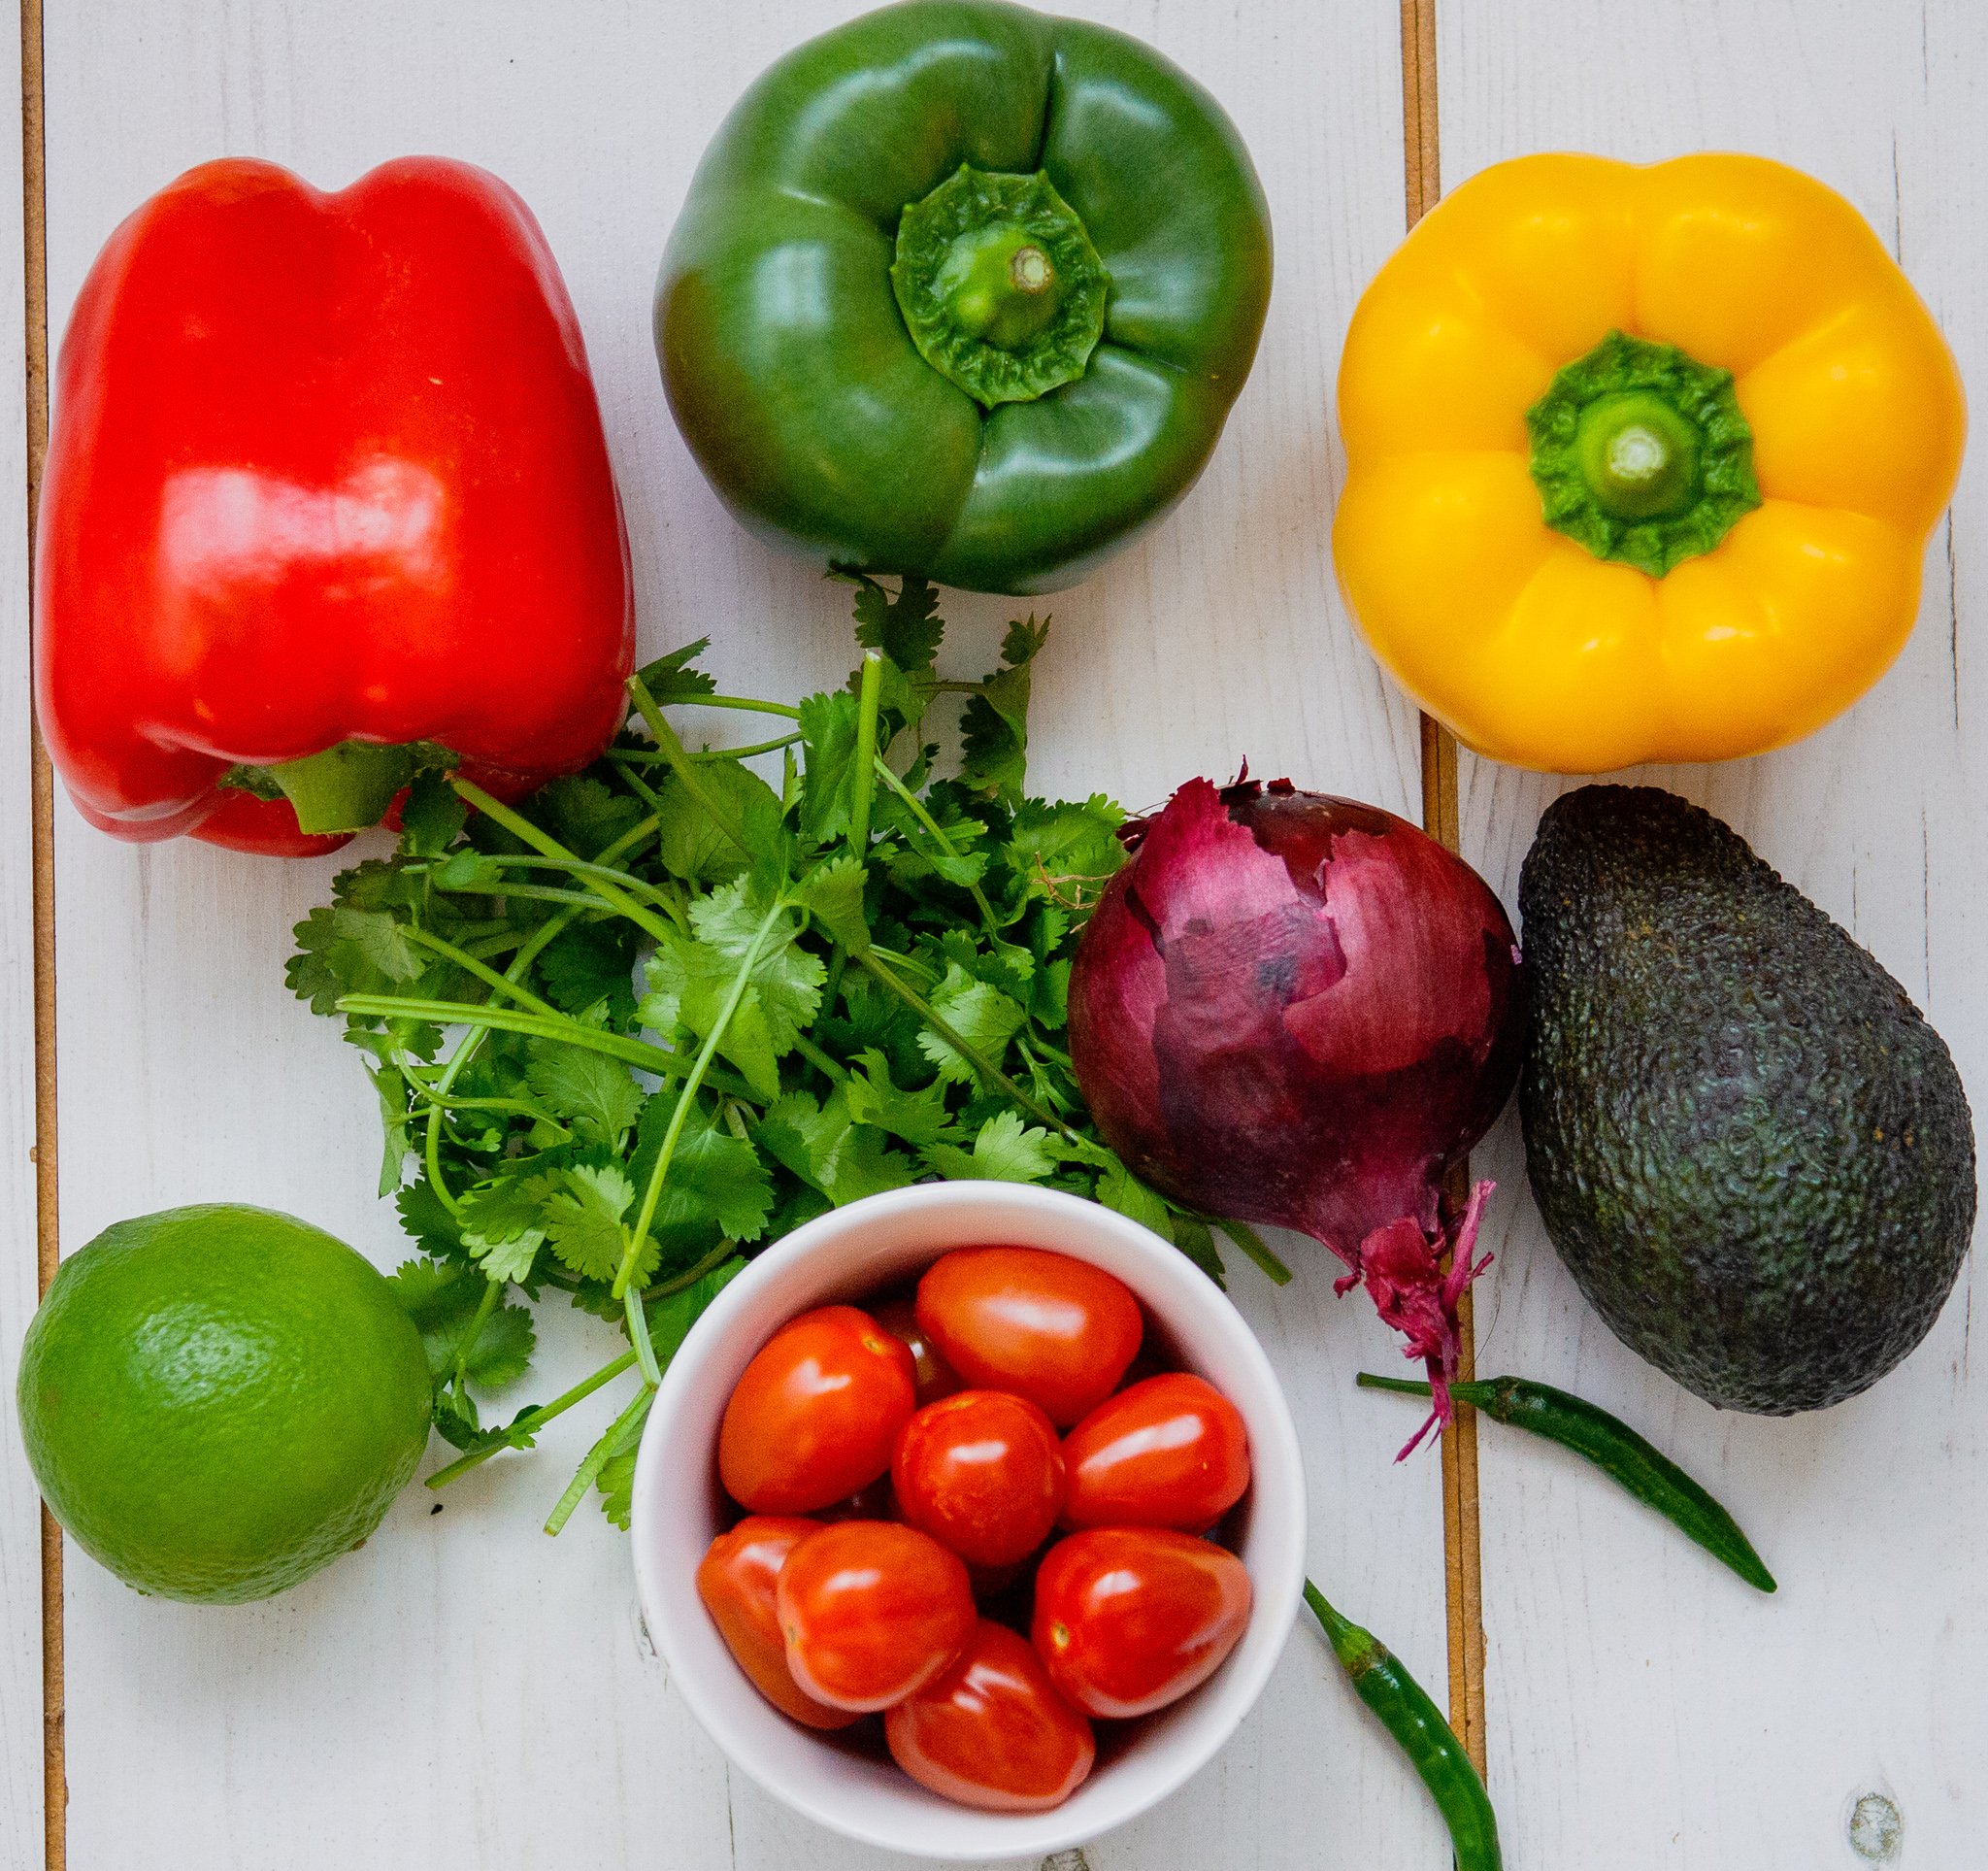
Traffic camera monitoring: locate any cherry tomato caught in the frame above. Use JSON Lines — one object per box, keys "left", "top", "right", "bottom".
{"left": 886, "top": 1620, "right": 1096, "bottom": 1813}
{"left": 1060, "top": 1374, "right": 1250, "bottom": 1532}
{"left": 892, "top": 1389, "right": 1065, "bottom": 1568}
{"left": 915, "top": 1246, "right": 1143, "bottom": 1426}
{"left": 873, "top": 1295, "right": 962, "bottom": 1406}
{"left": 776, "top": 1520, "right": 976, "bottom": 1712}
{"left": 695, "top": 1518, "right": 858, "bottom": 1731}
{"left": 718, "top": 1305, "right": 915, "bottom": 1515}
{"left": 1031, "top": 1527, "right": 1253, "bottom": 1719}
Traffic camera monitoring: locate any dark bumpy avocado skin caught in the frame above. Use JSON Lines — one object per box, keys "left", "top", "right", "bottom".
{"left": 1519, "top": 785, "right": 1975, "bottom": 1415}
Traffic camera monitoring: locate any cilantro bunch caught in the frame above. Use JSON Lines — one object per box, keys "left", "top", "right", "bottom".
{"left": 288, "top": 578, "right": 1286, "bottom": 1533}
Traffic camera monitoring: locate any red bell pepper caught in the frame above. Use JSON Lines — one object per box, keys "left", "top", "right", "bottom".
{"left": 35, "top": 155, "right": 635, "bottom": 856}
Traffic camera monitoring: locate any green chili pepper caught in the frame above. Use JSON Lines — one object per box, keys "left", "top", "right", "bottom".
{"left": 1303, "top": 1580, "right": 1503, "bottom": 1871}
{"left": 1358, "top": 1372, "right": 1776, "bottom": 1594}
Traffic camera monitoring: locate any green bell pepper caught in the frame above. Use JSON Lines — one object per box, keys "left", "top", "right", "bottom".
{"left": 656, "top": 0, "right": 1274, "bottom": 595}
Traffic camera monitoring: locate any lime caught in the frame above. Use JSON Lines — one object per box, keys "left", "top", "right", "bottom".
{"left": 17, "top": 1204, "right": 432, "bottom": 1604}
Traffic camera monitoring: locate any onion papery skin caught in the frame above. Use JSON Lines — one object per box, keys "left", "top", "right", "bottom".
{"left": 1069, "top": 778, "right": 1524, "bottom": 1446}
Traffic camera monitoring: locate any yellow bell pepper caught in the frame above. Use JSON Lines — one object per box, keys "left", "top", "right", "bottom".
{"left": 1333, "top": 153, "right": 1966, "bottom": 771}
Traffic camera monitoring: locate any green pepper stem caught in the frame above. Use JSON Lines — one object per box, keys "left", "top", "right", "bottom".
{"left": 890, "top": 165, "right": 1109, "bottom": 408}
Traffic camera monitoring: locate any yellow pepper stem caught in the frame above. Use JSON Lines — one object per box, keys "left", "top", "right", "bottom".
{"left": 1529, "top": 330, "right": 1761, "bottom": 577}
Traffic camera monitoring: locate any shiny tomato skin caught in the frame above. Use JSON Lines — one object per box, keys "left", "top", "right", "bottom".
{"left": 892, "top": 1389, "right": 1065, "bottom": 1568}
{"left": 718, "top": 1306, "right": 916, "bottom": 1515}
{"left": 886, "top": 1620, "right": 1097, "bottom": 1813}
{"left": 695, "top": 1518, "right": 858, "bottom": 1731}
{"left": 1060, "top": 1374, "right": 1251, "bottom": 1532}
{"left": 776, "top": 1520, "right": 976, "bottom": 1712}
{"left": 874, "top": 1295, "right": 963, "bottom": 1406}
{"left": 915, "top": 1246, "right": 1143, "bottom": 1427}
{"left": 1031, "top": 1527, "right": 1253, "bottom": 1719}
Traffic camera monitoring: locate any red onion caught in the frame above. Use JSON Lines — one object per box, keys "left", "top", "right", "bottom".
{"left": 1070, "top": 777, "right": 1523, "bottom": 1451}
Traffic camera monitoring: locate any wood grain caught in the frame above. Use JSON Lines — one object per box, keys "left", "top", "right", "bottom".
{"left": 5, "top": 0, "right": 52, "bottom": 1863}
{"left": 30, "top": 4, "right": 1448, "bottom": 1866}
{"left": 1400, "top": 0, "right": 1491, "bottom": 1782}
{"left": 1440, "top": 0, "right": 1988, "bottom": 1863}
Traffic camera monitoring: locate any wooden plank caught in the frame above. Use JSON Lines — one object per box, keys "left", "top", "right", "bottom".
{"left": 1, "top": 0, "right": 51, "bottom": 1862}
{"left": 37, "top": 3, "right": 1443, "bottom": 1866}
{"left": 1437, "top": 0, "right": 1988, "bottom": 1863}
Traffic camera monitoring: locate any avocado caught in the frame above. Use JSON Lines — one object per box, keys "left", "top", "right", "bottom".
{"left": 1519, "top": 785, "right": 1975, "bottom": 1415}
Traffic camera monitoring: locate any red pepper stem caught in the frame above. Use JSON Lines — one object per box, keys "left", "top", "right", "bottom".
{"left": 265, "top": 740, "right": 423, "bottom": 834}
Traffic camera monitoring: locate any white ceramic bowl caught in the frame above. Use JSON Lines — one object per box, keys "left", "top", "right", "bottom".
{"left": 630, "top": 1180, "right": 1307, "bottom": 1861}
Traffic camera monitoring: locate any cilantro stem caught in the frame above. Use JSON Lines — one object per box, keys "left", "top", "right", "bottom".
{"left": 419, "top": 905, "right": 584, "bottom": 1211}
{"left": 791, "top": 1030, "right": 847, "bottom": 1082}
{"left": 450, "top": 1276, "right": 504, "bottom": 1394}
{"left": 339, "top": 995, "right": 755, "bottom": 1101}
{"left": 613, "top": 891, "right": 790, "bottom": 1299}
{"left": 399, "top": 1079, "right": 568, "bottom": 1134}
{"left": 870, "top": 755, "right": 1002, "bottom": 934}
{"left": 425, "top": 1346, "right": 637, "bottom": 1488}
{"left": 646, "top": 1237, "right": 743, "bottom": 1303}
{"left": 401, "top": 927, "right": 562, "bottom": 1019}
{"left": 430, "top": 880, "right": 628, "bottom": 914}
{"left": 690, "top": 694, "right": 803, "bottom": 720}
{"left": 849, "top": 652, "right": 883, "bottom": 852}
{"left": 1213, "top": 1218, "right": 1294, "bottom": 1286}
{"left": 450, "top": 853, "right": 686, "bottom": 925}
{"left": 625, "top": 1286, "right": 663, "bottom": 1387}
{"left": 851, "top": 949, "right": 1084, "bottom": 1147}
{"left": 626, "top": 675, "right": 752, "bottom": 858}
{"left": 611, "top": 732, "right": 802, "bottom": 764}
{"left": 451, "top": 780, "right": 677, "bottom": 946}
{"left": 545, "top": 1381, "right": 653, "bottom": 1536}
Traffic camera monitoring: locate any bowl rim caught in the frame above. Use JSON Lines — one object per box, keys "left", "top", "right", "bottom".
{"left": 630, "top": 1180, "right": 1308, "bottom": 1860}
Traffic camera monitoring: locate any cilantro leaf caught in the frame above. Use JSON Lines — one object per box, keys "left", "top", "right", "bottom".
{"left": 797, "top": 688, "right": 860, "bottom": 846}
{"left": 1169, "top": 1213, "right": 1227, "bottom": 1286}
{"left": 635, "top": 638, "right": 717, "bottom": 704}
{"left": 596, "top": 1451, "right": 639, "bottom": 1532}
{"left": 922, "top": 1109, "right": 1060, "bottom": 1184}
{"left": 916, "top": 962, "right": 1026, "bottom": 1084}
{"left": 958, "top": 618, "right": 1047, "bottom": 802}
{"left": 539, "top": 775, "right": 644, "bottom": 859}
{"left": 652, "top": 762, "right": 782, "bottom": 885}
{"left": 459, "top": 1169, "right": 552, "bottom": 1285}
{"left": 538, "top": 921, "right": 639, "bottom": 1024}
{"left": 388, "top": 1258, "right": 539, "bottom": 1391}
{"left": 399, "top": 772, "right": 468, "bottom": 857}
{"left": 793, "top": 855, "right": 870, "bottom": 953}
{"left": 542, "top": 1161, "right": 638, "bottom": 1283}
{"left": 396, "top": 1180, "right": 464, "bottom": 1260}
{"left": 525, "top": 1040, "right": 643, "bottom": 1149}
{"left": 1007, "top": 795, "right": 1126, "bottom": 903}
{"left": 648, "top": 1256, "right": 746, "bottom": 1362}
{"left": 848, "top": 573, "right": 944, "bottom": 673}
{"left": 287, "top": 905, "right": 423, "bottom": 1014}
{"left": 643, "top": 883, "right": 824, "bottom": 1100}
{"left": 844, "top": 1049, "right": 955, "bottom": 1146}
{"left": 1096, "top": 1159, "right": 1176, "bottom": 1237}
{"left": 758, "top": 1087, "right": 916, "bottom": 1207}
{"left": 630, "top": 1099, "right": 776, "bottom": 1250}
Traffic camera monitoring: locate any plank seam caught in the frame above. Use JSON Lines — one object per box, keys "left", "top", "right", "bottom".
{"left": 1401, "top": 0, "right": 1491, "bottom": 1782}
{"left": 19, "top": 0, "right": 61, "bottom": 1860}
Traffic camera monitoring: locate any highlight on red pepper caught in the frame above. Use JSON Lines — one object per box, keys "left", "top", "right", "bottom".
{"left": 36, "top": 155, "right": 635, "bottom": 856}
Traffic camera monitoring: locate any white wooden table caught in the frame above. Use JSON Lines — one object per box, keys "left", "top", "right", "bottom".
{"left": 2, "top": 2, "right": 1981, "bottom": 1866}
